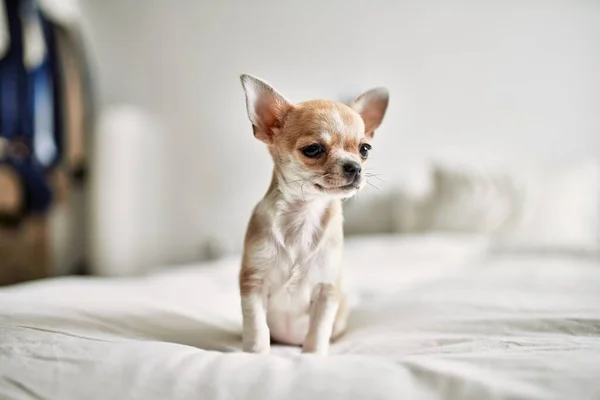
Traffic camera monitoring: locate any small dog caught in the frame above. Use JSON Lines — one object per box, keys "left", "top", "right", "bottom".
{"left": 239, "top": 74, "right": 389, "bottom": 355}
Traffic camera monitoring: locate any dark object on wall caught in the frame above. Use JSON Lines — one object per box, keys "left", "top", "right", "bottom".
{"left": 0, "top": 0, "right": 94, "bottom": 285}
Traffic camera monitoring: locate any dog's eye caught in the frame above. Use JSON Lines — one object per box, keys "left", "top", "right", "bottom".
{"left": 301, "top": 144, "right": 325, "bottom": 158}
{"left": 359, "top": 143, "right": 371, "bottom": 158}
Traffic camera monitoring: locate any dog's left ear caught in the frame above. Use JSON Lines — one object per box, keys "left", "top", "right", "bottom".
{"left": 351, "top": 87, "right": 389, "bottom": 138}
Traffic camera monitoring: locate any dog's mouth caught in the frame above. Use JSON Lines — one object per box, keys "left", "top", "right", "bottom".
{"left": 314, "top": 183, "right": 359, "bottom": 193}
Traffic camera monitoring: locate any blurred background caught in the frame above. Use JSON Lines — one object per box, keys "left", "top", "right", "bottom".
{"left": 1, "top": 0, "right": 599, "bottom": 284}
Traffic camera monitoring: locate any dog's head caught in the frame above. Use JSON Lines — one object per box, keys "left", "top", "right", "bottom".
{"left": 240, "top": 74, "right": 389, "bottom": 200}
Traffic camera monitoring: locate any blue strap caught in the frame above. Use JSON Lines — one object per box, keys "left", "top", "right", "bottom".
{"left": 0, "top": 0, "right": 25, "bottom": 140}
{"left": 32, "top": 13, "right": 62, "bottom": 169}
{"left": 45, "top": 16, "right": 64, "bottom": 169}
{"left": 0, "top": 0, "right": 53, "bottom": 217}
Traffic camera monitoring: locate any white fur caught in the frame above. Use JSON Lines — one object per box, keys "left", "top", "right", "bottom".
{"left": 241, "top": 293, "right": 270, "bottom": 353}
{"left": 330, "top": 109, "right": 365, "bottom": 141}
{"left": 303, "top": 283, "right": 339, "bottom": 354}
{"left": 244, "top": 88, "right": 260, "bottom": 124}
{"left": 330, "top": 109, "right": 346, "bottom": 133}
{"left": 331, "top": 148, "right": 362, "bottom": 168}
{"left": 321, "top": 132, "right": 333, "bottom": 143}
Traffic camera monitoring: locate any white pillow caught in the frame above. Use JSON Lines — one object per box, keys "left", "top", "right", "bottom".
{"left": 495, "top": 162, "right": 600, "bottom": 254}
{"left": 394, "top": 161, "right": 600, "bottom": 254}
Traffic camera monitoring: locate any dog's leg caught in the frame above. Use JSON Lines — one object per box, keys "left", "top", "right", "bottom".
{"left": 241, "top": 287, "right": 270, "bottom": 354}
{"left": 302, "top": 283, "right": 340, "bottom": 355}
{"left": 241, "top": 291, "right": 269, "bottom": 353}
{"left": 332, "top": 293, "right": 349, "bottom": 341}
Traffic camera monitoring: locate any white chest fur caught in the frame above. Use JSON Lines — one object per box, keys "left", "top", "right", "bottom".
{"left": 263, "top": 200, "right": 340, "bottom": 290}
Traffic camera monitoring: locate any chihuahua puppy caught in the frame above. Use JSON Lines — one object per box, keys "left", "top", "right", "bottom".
{"left": 239, "top": 74, "right": 389, "bottom": 355}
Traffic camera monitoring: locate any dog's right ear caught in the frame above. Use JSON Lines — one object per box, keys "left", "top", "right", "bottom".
{"left": 240, "top": 74, "right": 292, "bottom": 144}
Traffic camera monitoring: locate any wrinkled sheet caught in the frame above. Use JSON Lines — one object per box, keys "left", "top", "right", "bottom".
{"left": 1, "top": 234, "right": 599, "bottom": 400}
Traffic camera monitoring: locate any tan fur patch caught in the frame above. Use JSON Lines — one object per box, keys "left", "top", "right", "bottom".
{"left": 244, "top": 210, "right": 266, "bottom": 245}
{"left": 240, "top": 211, "right": 269, "bottom": 297}
{"left": 320, "top": 201, "right": 339, "bottom": 231}
{"left": 239, "top": 259, "right": 262, "bottom": 297}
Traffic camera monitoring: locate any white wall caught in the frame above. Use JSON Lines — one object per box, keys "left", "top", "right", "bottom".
{"left": 80, "top": 0, "right": 600, "bottom": 265}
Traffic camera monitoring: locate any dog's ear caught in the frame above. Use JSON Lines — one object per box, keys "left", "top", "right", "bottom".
{"left": 351, "top": 87, "right": 389, "bottom": 138}
{"left": 240, "top": 74, "right": 292, "bottom": 144}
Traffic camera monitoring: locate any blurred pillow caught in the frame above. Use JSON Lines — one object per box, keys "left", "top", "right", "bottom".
{"left": 394, "top": 161, "right": 600, "bottom": 254}
{"left": 494, "top": 161, "right": 600, "bottom": 254}
{"left": 343, "top": 191, "right": 395, "bottom": 235}
{"left": 393, "top": 163, "right": 520, "bottom": 234}
{"left": 421, "top": 165, "right": 518, "bottom": 233}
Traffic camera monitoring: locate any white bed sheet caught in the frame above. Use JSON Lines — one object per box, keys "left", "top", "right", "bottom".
{"left": 1, "top": 234, "right": 599, "bottom": 400}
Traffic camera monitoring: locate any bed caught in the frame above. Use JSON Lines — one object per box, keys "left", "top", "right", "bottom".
{"left": 1, "top": 233, "right": 599, "bottom": 400}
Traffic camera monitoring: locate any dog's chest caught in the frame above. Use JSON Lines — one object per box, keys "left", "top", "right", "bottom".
{"left": 264, "top": 204, "right": 334, "bottom": 310}
{"left": 269, "top": 227, "right": 324, "bottom": 287}
{"left": 277, "top": 201, "right": 326, "bottom": 262}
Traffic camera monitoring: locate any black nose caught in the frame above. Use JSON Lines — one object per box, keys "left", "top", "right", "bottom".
{"left": 343, "top": 161, "right": 362, "bottom": 181}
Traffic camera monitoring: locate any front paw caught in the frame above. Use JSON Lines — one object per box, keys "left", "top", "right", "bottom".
{"left": 243, "top": 328, "right": 270, "bottom": 354}
{"left": 302, "top": 337, "right": 328, "bottom": 355}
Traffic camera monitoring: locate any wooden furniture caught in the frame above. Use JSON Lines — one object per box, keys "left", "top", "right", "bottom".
{"left": 0, "top": 217, "right": 49, "bottom": 286}
{"left": 0, "top": 168, "right": 75, "bottom": 286}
